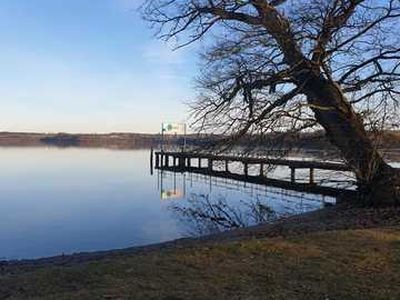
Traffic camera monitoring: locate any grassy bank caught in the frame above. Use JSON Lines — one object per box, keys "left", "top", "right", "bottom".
{"left": 1, "top": 208, "right": 400, "bottom": 299}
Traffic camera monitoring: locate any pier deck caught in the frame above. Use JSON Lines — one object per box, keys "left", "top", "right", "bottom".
{"left": 152, "top": 151, "right": 355, "bottom": 198}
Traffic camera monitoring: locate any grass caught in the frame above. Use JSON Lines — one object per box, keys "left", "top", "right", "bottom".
{"left": 1, "top": 227, "right": 400, "bottom": 299}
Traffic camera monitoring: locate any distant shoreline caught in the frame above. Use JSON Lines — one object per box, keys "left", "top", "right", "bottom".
{"left": 0, "top": 131, "right": 184, "bottom": 149}
{"left": 0, "top": 131, "right": 399, "bottom": 152}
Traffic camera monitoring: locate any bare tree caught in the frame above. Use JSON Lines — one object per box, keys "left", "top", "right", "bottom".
{"left": 143, "top": 0, "right": 400, "bottom": 205}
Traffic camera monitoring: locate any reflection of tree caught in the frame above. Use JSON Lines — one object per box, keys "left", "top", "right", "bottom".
{"left": 169, "top": 193, "right": 277, "bottom": 236}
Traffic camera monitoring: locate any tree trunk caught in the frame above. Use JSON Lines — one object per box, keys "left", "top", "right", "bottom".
{"left": 301, "top": 72, "right": 400, "bottom": 206}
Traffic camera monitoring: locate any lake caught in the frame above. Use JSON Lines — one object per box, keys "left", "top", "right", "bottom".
{"left": 0, "top": 147, "right": 336, "bottom": 260}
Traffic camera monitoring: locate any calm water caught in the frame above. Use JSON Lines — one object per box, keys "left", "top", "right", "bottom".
{"left": 0, "top": 147, "right": 334, "bottom": 260}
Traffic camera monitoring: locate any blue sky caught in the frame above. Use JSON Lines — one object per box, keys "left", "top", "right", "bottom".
{"left": 0, "top": 0, "right": 197, "bottom": 133}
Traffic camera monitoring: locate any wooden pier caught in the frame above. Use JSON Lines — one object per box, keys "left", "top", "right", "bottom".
{"left": 153, "top": 151, "right": 355, "bottom": 198}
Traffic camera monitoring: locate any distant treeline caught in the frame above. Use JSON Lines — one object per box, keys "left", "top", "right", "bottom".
{"left": 0, "top": 131, "right": 399, "bottom": 151}
{"left": 0, "top": 132, "right": 213, "bottom": 149}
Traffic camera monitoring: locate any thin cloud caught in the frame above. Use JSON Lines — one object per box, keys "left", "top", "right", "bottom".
{"left": 142, "top": 41, "right": 185, "bottom": 66}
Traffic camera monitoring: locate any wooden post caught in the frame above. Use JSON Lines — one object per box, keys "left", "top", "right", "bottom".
{"left": 173, "top": 156, "right": 177, "bottom": 167}
{"left": 198, "top": 158, "right": 202, "bottom": 168}
{"left": 179, "top": 156, "right": 185, "bottom": 168}
{"left": 290, "top": 167, "right": 295, "bottom": 183}
{"left": 187, "top": 157, "right": 191, "bottom": 167}
{"left": 165, "top": 155, "right": 169, "bottom": 167}
{"left": 150, "top": 148, "right": 154, "bottom": 175}
{"left": 244, "top": 162, "right": 248, "bottom": 177}
{"left": 225, "top": 160, "right": 229, "bottom": 172}
{"left": 260, "top": 163, "right": 264, "bottom": 177}
{"left": 309, "top": 168, "right": 315, "bottom": 184}
{"left": 155, "top": 153, "right": 160, "bottom": 168}
{"left": 208, "top": 159, "right": 213, "bottom": 172}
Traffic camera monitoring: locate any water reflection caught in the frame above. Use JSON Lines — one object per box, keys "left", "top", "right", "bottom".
{"left": 158, "top": 170, "right": 334, "bottom": 236}
{"left": 169, "top": 194, "right": 277, "bottom": 235}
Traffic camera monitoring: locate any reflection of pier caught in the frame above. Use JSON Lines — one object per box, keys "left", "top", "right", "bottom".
{"left": 153, "top": 151, "right": 355, "bottom": 198}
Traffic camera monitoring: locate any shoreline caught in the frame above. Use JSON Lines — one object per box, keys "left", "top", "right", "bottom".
{"left": 1, "top": 204, "right": 399, "bottom": 299}
{"left": 2, "top": 204, "right": 399, "bottom": 268}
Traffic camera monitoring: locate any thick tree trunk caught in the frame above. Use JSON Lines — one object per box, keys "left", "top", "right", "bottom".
{"left": 301, "top": 72, "right": 400, "bottom": 206}
{"left": 227, "top": 0, "right": 399, "bottom": 205}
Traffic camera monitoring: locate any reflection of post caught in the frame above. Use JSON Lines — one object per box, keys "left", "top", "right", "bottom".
{"left": 157, "top": 169, "right": 160, "bottom": 190}
{"left": 160, "top": 169, "right": 164, "bottom": 198}
{"left": 183, "top": 173, "right": 187, "bottom": 197}
{"left": 173, "top": 172, "right": 176, "bottom": 192}
{"left": 300, "top": 195, "right": 304, "bottom": 211}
